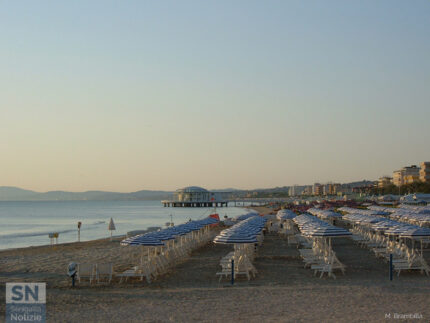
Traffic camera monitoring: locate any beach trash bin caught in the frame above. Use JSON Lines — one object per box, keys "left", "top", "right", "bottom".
{"left": 53, "top": 232, "right": 59, "bottom": 244}
{"left": 68, "top": 262, "right": 77, "bottom": 287}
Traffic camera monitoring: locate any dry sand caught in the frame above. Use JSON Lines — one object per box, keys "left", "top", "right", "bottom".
{"left": 1, "top": 207, "right": 429, "bottom": 322}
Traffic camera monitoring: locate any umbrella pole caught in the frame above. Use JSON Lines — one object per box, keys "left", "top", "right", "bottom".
{"left": 421, "top": 239, "right": 423, "bottom": 258}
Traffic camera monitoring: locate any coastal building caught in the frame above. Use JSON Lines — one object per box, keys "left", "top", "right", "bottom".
{"left": 288, "top": 185, "right": 296, "bottom": 197}
{"left": 393, "top": 165, "right": 420, "bottom": 186}
{"left": 162, "top": 186, "right": 229, "bottom": 207}
{"left": 351, "top": 183, "right": 376, "bottom": 194}
{"left": 302, "top": 186, "right": 313, "bottom": 196}
{"left": 337, "top": 185, "right": 352, "bottom": 195}
{"left": 392, "top": 170, "right": 403, "bottom": 187}
{"left": 289, "top": 185, "right": 304, "bottom": 196}
{"left": 322, "top": 184, "right": 329, "bottom": 196}
{"left": 378, "top": 176, "right": 392, "bottom": 188}
{"left": 419, "top": 162, "right": 430, "bottom": 183}
{"left": 327, "top": 183, "right": 341, "bottom": 195}
{"left": 313, "top": 183, "right": 323, "bottom": 196}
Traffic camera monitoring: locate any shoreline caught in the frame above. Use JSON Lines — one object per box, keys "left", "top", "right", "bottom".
{"left": 0, "top": 206, "right": 267, "bottom": 253}
{"left": 0, "top": 235, "right": 127, "bottom": 253}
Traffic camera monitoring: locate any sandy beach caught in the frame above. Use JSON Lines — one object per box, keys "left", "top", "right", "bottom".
{"left": 1, "top": 207, "right": 429, "bottom": 322}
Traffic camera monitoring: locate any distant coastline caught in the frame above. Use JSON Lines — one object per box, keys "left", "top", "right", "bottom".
{"left": 0, "top": 186, "right": 172, "bottom": 201}
{"left": 0, "top": 181, "right": 376, "bottom": 201}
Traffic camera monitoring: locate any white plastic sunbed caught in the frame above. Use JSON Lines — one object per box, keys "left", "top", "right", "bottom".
{"left": 77, "top": 263, "right": 95, "bottom": 283}
{"left": 96, "top": 263, "right": 113, "bottom": 283}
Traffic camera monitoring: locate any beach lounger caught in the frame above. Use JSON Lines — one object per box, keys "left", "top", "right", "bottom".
{"left": 96, "top": 263, "right": 113, "bottom": 283}
{"left": 216, "top": 267, "right": 232, "bottom": 281}
{"left": 393, "top": 257, "right": 430, "bottom": 277}
{"left": 77, "top": 263, "right": 95, "bottom": 284}
{"left": 117, "top": 265, "right": 150, "bottom": 283}
{"left": 311, "top": 254, "right": 345, "bottom": 279}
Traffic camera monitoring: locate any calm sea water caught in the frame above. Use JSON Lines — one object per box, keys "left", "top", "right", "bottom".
{"left": 0, "top": 200, "right": 249, "bottom": 250}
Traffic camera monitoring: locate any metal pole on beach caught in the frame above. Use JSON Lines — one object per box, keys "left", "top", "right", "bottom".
{"left": 78, "top": 221, "right": 82, "bottom": 242}
{"left": 231, "top": 259, "right": 234, "bottom": 285}
{"left": 389, "top": 254, "right": 393, "bottom": 281}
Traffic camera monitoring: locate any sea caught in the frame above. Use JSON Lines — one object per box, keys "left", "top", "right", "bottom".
{"left": 0, "top": 200, "right": 250, "bottom": 250}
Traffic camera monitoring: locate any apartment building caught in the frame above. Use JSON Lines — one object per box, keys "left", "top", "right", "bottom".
{"left": 392, "top": 165, "right": 420, "bottom": 186}
{"left": 325, "top": 183, "right": 341, "bottom": 195}
{"left": 419, "top": 162, "right": 430, "bottom": 183}
{"left": 378, "top": 176, "right": 392, "bottom": 188}
{"left": 313, "top": 183, "right": 323, "bottom": 195}
{"left": 302, "top": 186, "right": 313, "bottom": 195}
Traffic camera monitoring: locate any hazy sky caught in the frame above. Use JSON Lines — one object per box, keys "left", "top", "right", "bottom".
{"left": 1, "top": 1, "right": 429, "bottom": 192}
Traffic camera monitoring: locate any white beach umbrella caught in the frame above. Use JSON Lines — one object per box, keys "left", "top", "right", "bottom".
{"left": 399, "top": 227, "right": 430, "bottom": 257}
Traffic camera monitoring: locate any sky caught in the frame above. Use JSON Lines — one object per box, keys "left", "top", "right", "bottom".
{"left": 1, "top": 1, "right": 429, "bottom": 192}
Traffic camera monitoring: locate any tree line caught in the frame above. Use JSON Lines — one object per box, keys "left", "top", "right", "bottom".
{"left": 373, "top": 182, "right": 430, "bottom": 195}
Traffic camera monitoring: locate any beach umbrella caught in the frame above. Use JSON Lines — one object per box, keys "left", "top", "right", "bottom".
{"left": 399, "top": 227, "right": 430, "bottom": 257}
{"left": 294, "top": 213, "right": 352, "bottom": 254}
{"left": 308, "top": 229, "right": 351, "bottom": 237}
{"left": 121, "top": 234, "right": 165, "bottom": 264}
{"left": 236, "top": 212, "right": 260, "bottom": 221}
{"left": 214, "top": 233, "right": 258, "bottom": 244}
{"left": 277, "top": 209, "right": 297, "bottom": 220}
{"left": 121, "top": 234, "right": 164, "bottom": 246}
{"left": 108, "top": 218, "right": 116, "bottom": 241}
{"left": 400, "top": 227, "right": 430, "bottom": 238}
{"left": 214, "top": 215, "right": 265, "bottom": 244}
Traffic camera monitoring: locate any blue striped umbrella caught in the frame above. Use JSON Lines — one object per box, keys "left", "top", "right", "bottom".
{"left": 399, "top": 227, "right": 430, "bottom": 238}
{"left": 121, "top": 234, "right": 165, "bottom": 246}
{"left": 399, "top": 227, "right": 430, "bottom": 257}
{"left": 277, "top": 209, "right": 297, "bottom": 220}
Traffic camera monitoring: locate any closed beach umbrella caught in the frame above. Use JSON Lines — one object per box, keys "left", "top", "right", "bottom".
{"left": 108, "top": 218, "right": 116, "bottom": 241}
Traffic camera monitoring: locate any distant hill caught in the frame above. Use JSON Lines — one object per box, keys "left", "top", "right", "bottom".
{"left": 0, "top": 181, "right": 376, "bottom": 201}
{"left": 0, "top": 187, "right": 172, "bottom": 201}
{"left": 0, "top": 186, "right": 40, "bottom": 200}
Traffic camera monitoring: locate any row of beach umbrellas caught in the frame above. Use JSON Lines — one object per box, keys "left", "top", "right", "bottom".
{"left": 235, "top": 210, "right": 260, "bottom": 221}
{"left": 214, "top": 216, "right": 267, "bottom": 244}
{"left": 342, "top": 211, "right": 430, "bottom": 258}
{"left": 121, "top": 217, "right": 219, "bottom": 246}
{"left": 397, "top": 204, "right": 430, "bottom": 214}
{"left": 341, "top": 206, "right": 430, "bottom": 228}
{"left": 294, "top": 214, "right": 351, "bottom": 238}
{"left": 387, "top": 206, "right": 430, "bottom": 227}
{"left": 294, "top": 214, "right": 351, "bottom": 259}
{"left": 307, "top": 208, "right": 342, "bottom": 220}
{"left": 338, "top": 206, "right": 389, "bottom": 216}
{"left": 389, "top": 212, "right": 430, "bottom": 227}
{"left": 342, "top": 213, "right": 430, "bottom": 238}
